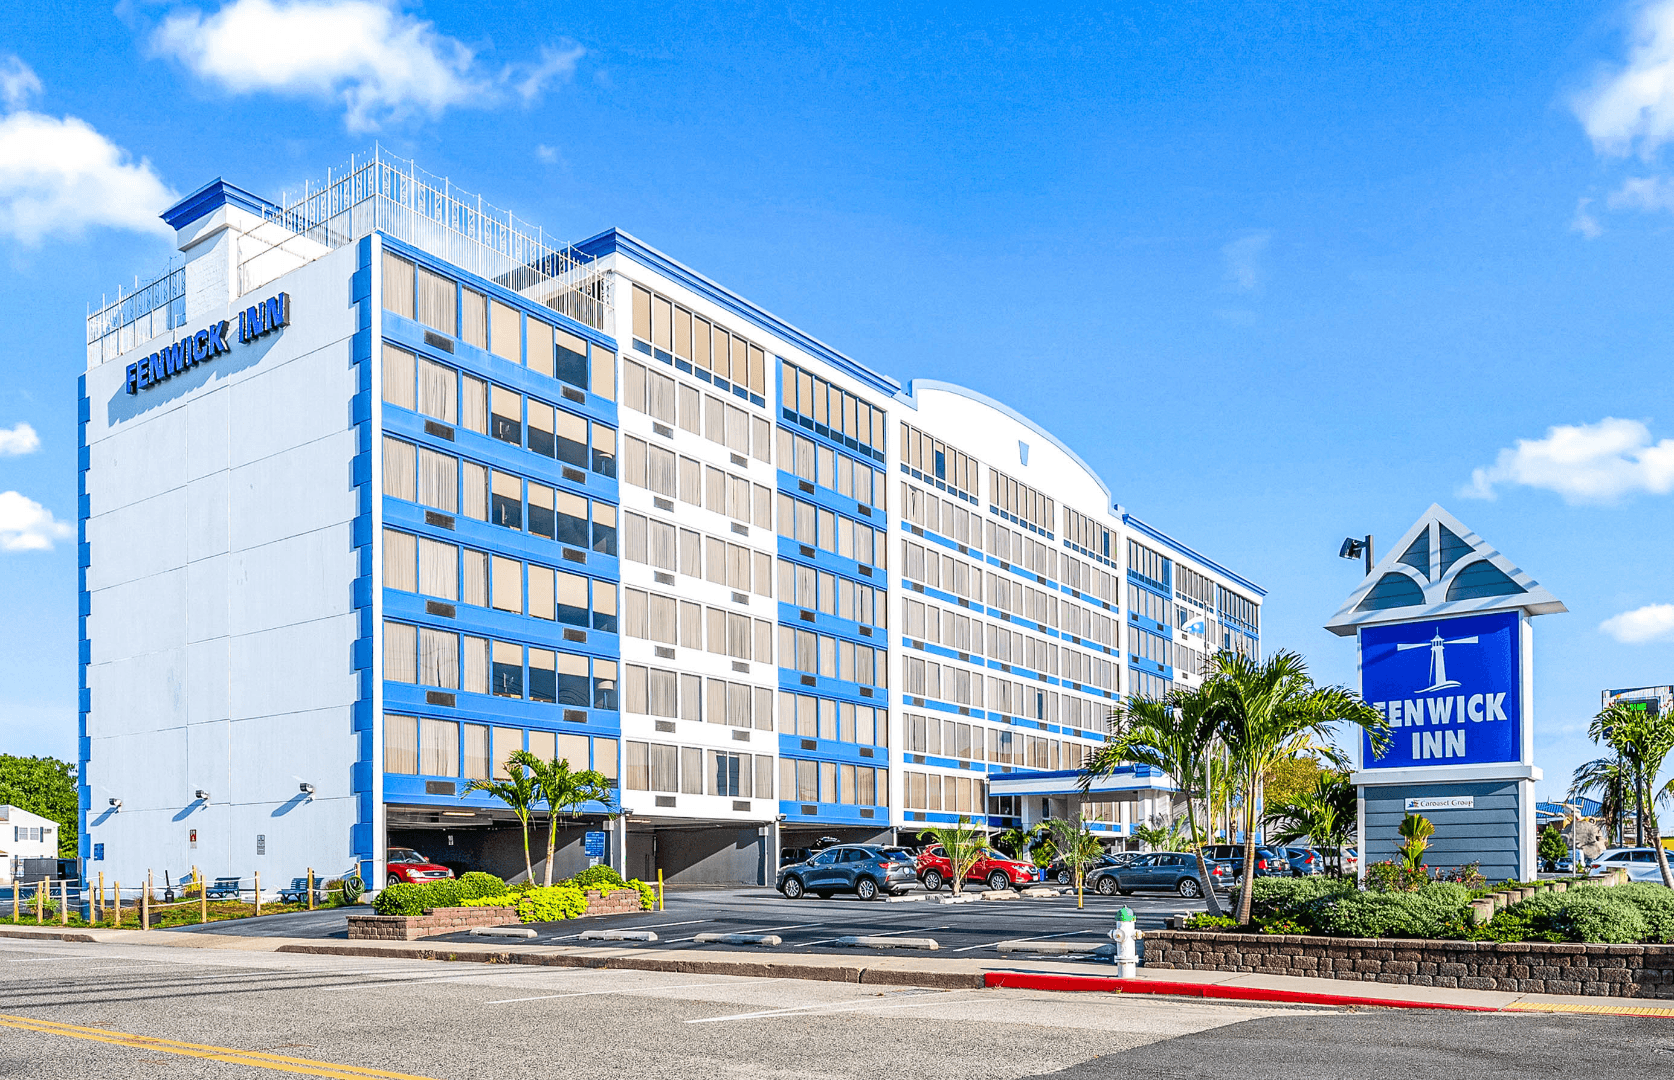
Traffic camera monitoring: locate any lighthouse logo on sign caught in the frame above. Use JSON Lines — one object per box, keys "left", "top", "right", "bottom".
{"left": 1360, "top": 609, "right": 1521, "bottom": 769}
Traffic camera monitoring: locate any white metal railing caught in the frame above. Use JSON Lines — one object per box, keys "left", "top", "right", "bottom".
{"left": 235, "top": 146, "right": 611, "bottom": 331}
{"left": 85, "top": 262, "right": 186, "bottom": 366}
{"left": 86, "top": 146, "right": 612, "bottom": 366}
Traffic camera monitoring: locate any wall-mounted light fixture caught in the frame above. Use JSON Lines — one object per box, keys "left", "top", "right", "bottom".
{"left": 107, "top": 798, "right": 121, "bottom": 810}
{"left": 195, "top": 789, "right": 210, "bottom": 802}
{"left": 299, "top": 783, "right": 315, "bottom": 797}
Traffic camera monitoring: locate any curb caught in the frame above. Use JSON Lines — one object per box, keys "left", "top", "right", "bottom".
{"left": 981, "top": 972, "right": 1499, "bottom": 1012}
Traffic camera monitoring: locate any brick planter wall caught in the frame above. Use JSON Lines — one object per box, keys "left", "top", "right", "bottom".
{"left": 583, "top": 888, "right": 644, "bottom": 916}
{"left": 1144, "top": 929, "right": 1674, "bottom": 998}
{"left": 348, "top": 906, "right": 519, "bottom": 942}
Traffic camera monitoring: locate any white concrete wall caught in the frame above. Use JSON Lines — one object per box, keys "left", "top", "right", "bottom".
{"left": 83, "top": 242, "right": 363, "bottom": 889}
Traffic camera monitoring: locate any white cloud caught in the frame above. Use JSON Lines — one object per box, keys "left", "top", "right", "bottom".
{"left": 0, "top": 423, "right": 40, "bottom": 456}
{"left": 1461, "top": 417, "right": 1674, "bottom": 504}
{"left": 0, "top": 492, "right": 72, "bottom": 552}
{"left": 1574, "top": 0, "right": 1674, "bottom": 158}
{"left": 513, "top": 44, "right": 583, "bottom": 103}
{"left": 1601, "top": 603, "right": 1674, "bottom": 643}
{"left": 0, "top": 111, "right": 176, "bottom": 244}
{"left": 535, "top": 144, "right": 558, "bottom": 163}
{"left": 0, "top": 55, "right": 41, "bottom": 110}
{"left": 1571, "top": 196, "right": 1603, "bottom": 237}
{"left": 1222, "top": 232, "right": 1270, "bottom": 294}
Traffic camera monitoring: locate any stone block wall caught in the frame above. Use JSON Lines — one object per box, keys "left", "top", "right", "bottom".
{"left": 583, "top": 888, "right": 644, "bottom": 916}
{"left": 1143, "top": 930, "right": 1674, "bottom": 998}
{"left": 347, "top": 906, "right": 519, "bottom": 941}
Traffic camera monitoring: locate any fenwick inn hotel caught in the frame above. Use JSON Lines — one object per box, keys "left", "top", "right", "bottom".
{"left": 79, "top": 150, "right": 1262, "bottom": 889}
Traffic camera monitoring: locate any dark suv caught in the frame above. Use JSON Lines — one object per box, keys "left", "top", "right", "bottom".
{"left": 778, "top": 845, "right": 916, "bottom": 900}
{"left": 1201, "top": 843, "right": 1291, "bottom": 880}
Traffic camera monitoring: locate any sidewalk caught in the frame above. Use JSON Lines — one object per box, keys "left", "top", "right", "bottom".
{"left": 3, "top": 924, "right": 1670, "bottom": 1017}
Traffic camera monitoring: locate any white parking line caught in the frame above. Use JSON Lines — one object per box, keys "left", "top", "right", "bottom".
{"left": 948, "top": 929, "right": 1098, "bottom": 954}
{"left": 485, "top": 980, "right": 723, "bottom": 1005}
{"left": 792, "top": 924, "right": 947, "bottom": 948}
{"left": 687, "top": 991, "right": 979, "bottom": 1024}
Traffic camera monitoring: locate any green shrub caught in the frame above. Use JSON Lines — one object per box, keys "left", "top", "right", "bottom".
{"left": 457, "top": 872, "right": 507, "bottom": 900}
{"left": 1321, "top": 881, "right": 1472, "bottom": 939}
{"left": 569, "top": 864, "right": 626, "bottom": 890}
{"left": 629, "top": 879, "right": 656, "bottom": 910}
{"left": 459, "top": 894, "right": 520, "bottom": 908}
{"left": 419, "top": 879, "right": 463, "bottom": 908}
{"left": 372, "top": 883, "right": 426, "bottom": 916}
{"left": 517, "top": 885, "right": 588, "bottom": 922}
{"left": 1185, "top": 914, "right": 1241, "bottom": 931}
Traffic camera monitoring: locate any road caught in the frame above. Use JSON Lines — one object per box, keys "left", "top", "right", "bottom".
{"left": 0, "top": 936, "right": 1666, "bottom": 1079}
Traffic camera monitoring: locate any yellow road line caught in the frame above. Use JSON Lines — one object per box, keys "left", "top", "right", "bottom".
{"left": 1504, "top": 1001, "right": 1674, "bottom": 1018}
{"left": 0, "top": 1012, "right": 442, "bottom": 1079}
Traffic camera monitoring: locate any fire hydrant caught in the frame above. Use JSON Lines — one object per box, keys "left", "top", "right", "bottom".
{"left": 1108, "top": 906, "right": 1141, "bottom": 978}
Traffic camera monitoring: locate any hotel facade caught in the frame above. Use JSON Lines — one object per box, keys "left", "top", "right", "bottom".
{"left": 79, "top": 152, "right": 1262, "bottom": 888}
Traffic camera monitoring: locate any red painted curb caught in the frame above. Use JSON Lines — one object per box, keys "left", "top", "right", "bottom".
{"left": 983, "top": 972, "right": 1500, "bottom": 1012}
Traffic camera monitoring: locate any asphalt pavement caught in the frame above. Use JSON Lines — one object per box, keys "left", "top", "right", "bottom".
{"left": 421, "top": 884, "right": 1202, "bottom": 958}
{"left": 0, "top": 936, "right": 1664, "bottom": 1079}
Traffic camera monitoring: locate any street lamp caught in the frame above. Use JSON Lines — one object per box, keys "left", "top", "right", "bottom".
{"left": 1339, "top": 535, "right": 1373, "bottom": 576}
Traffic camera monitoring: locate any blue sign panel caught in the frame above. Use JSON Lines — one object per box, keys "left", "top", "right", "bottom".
{"left": 583, "top": 831, "right": 607, "bottom": 858}
{"left": 1360, "top": 610, "right": 1521, "bottom": 769}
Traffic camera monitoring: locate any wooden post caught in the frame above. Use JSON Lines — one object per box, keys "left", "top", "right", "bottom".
{"left": 307, "top": 868, "right": 315, "bottom": 911}
{"left": 35, "top": 879, "right": 43, "bottom": 923}
{"left": 59, "top": 879, "right": 67, "bottom": 926}
{"left": 10, "top": 880, "right": 16, "bottom": 923}
{"left": 200, "top": 871, "right": 207, "bottom": 924}
{"left": 112, "top": 883, "right": 119, "bottom": 929}
{"left": 96, "top": 871, "right": 104, "bottom": 924}
{"left": 254, "top": 870, "right": 261, "bottom": 917}
{"left": 657, "top": 868, "right": 664, "bottom": 911}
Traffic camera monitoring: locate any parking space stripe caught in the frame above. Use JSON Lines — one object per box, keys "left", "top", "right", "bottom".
{"left": 948, "top": 929, "right": 1099, "bottom": 953}
{"left": 484, "top": 980, "right": 724, "bottom": 1005}
{"left": 686, "top": 991, "right": 979, "bottom": 1024}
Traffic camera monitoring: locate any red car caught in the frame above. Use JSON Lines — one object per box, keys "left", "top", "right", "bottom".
{"left": 385, "top": 847, "right": 454, "bottom": 886}
{"left": 915, "top": 844, "right": 1039, "bottom": 892}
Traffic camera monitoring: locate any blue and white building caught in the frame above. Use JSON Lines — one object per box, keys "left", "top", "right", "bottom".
{"left": 79, "top": 150, "right": 1263, "bottom": 888}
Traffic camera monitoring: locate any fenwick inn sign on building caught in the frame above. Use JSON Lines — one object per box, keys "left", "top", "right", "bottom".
{"left": 124, "top": 291, "right": 290, "bottom": 395}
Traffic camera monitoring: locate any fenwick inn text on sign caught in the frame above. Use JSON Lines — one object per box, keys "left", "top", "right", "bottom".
{"left": 124, "top": 292, "right": 290, "bottom": 395}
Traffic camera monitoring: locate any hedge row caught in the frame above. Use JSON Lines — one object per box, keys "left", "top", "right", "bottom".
{"left": 371, "top": 865, "right": 654, "bottom": 918}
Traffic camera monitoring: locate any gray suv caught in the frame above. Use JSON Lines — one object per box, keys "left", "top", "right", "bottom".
{"left": 778, "top": 845, "right": 916, "bottom": 900}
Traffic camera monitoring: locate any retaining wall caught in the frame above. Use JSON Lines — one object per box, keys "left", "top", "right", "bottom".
{"left": 348, "top": 906, "right": 519, "bottom": 941}
{"left": 1144, "top": 929, "right": 1674, "bottom": 998}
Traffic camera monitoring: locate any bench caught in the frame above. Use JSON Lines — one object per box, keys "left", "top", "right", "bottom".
{"left": 204, "top": 877, "right": 241, "bottom": 900}
{"left": 277, "top": 877, "right": 320, "bottom": 904}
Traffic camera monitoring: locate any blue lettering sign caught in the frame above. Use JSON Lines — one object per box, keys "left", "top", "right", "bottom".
{"left": 125, "top": 292, "right": 289, "bottom": 395}
{"left": 583, "top": 831, "right": 607, "bottom": 858}
{"left": 1360, "top": 609, "right": 1521, "bottom": 768}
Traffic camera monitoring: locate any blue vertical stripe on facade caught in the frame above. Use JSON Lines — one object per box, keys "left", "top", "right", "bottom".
{"left": 349, "top": 236, "right": 377, "bottom": 874}
{"left": 76, "top": 376, "right": 91, "bottom": 862}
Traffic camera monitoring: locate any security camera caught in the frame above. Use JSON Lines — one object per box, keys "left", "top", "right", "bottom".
{"left": 300, "top": 783, "right": 315, "bottom": 796}
{"left": 108, "top": 798, "right": 121, "bottom": 809}
{"left": 1338, "top": 537, "right": 1366, "bottom": 561}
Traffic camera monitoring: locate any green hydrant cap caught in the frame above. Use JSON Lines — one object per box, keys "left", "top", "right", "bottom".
{"left": 1117, "top": 907, "right": 1134, "bottom": 922}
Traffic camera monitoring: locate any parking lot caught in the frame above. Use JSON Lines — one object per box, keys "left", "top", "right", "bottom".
{"left": 427, "top": 884, "right": 1208, "bottom": 957}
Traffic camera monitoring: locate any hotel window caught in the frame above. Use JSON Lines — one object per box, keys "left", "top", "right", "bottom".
{"left": 382, "top": 344, "right": 416, "bottom": 411}
{"left": 462, "top": 288, "right": 487, "bottom": 350}
{"left": 781, "top": 361, "right": 885, "bottom": 456}
{"left": 529, "top": 649, "right": 557, "bottom": 703}
{"left": 1129, "top": 540, "right": 1172, "bottom": 591}
{"left": 491, "top": 299, "right": 520, "bottom": 362}
{"left": 422, "top": 717, "right": 458, "bottom": 777}
{"left": 416, "top": 265, "right": 456, "bottom": 336}
{"left": 777, "top": 693, "right": 886, "bottom": 746}
{"left": 383, "top": 437, "right": 416, "bottom": 501}
{"left": 418, "top": 357, "right": 455, "bottom": 424}
{"left": 1064, "top": 507, "right": 1116, "bottom": 567}
{"left": 419, "top": 627, "right": 458, "bottom": 688}
{"left": 491, "top": 386, "right": 522, "bottom": 445}
{"left": 988, "top": 467, "right": 1054, "bottom": 536}
{"left": 464, "top": 724, "right": 491, "bottom": 779}
{"left": 462, "top": 375, "right": 488, "bottom": 435}
{"left": 629, "top": 285, "right": 769, "bottom": 399}
{"left": 383, "top": 529, "right": 417, "bottom": 592}
{"left": 900, "top": 423, "right": 978, "bottom": 502}
{"left": 381, "top": 253, "right": 415, "bottom": 320}
{"left": 492, "top": 726, "right": 522, "bottom": 780}
{"left": 491, "top": 471, "right": 522, "bottom": 529}
{"left": 418, "top": 448, "right": 457, "bottom": 513}
{"left": 492, "top": 641, "right": 524, "bottom": 698}
{"left": 384, "top": 714, "right": 419, "bottom": 774}
{"left": 779, "top": 430, "right": 886, "bottom": 510}
{"left": 383, "top": 622, "right": 417, "bottom": 683}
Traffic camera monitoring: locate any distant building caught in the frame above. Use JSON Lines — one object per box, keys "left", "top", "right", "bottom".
{"left": 0, "top": 806, "right": 61, "bottom": 884}
{"left": 1602, "top": 685, "right": 1672, "bottom": 717}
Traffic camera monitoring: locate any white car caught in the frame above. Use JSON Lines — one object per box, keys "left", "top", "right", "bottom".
{"left": 1588, "top": 847, "right": 1672, "bottom": 883}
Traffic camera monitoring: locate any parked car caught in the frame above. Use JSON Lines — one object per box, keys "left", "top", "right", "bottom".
{"left": 1589, "top": 848, "right": 1673, "bottom": 883}
{"left": 916, "top": 844, "right": 1039, "bottom": 892}
{"left": 1046, "top": 852, "right": 1138, "bottom": 885}
{"left": 385, "top": 847, "right": 453, "bottom": 886}
{"left": 777, "top": 845, "right": 916, "bottom": 900}
{"left": 1318, "top": 846, "right": 1359, "bottom": 875}
{"left": 1089, "top": 852, "right": 1233, "bottom": 898}
{"left": 1280, "top": 846, "right": 1324, "bottom": 877}
{"left": 1201, "top": 844, "right": 1291, "bottom": 880}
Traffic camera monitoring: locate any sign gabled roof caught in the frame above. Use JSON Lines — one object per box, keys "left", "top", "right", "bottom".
{"left": 1325, "top": 503, "right": 1565, "bottom": 636}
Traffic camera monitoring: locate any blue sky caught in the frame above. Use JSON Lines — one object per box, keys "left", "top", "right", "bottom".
{"left": 3, "top": 1, "right": 1674, "bottom": 805}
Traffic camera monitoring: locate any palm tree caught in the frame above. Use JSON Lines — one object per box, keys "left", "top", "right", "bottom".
{"left": 1263, "top": 770, "right": 1355, "bottom": 874}
{"left": 1129, "top": 818, "right": 1171, "bottom": 852}
{"left": 510, "top": 750, "right": 616, "bottom": 887}
{"left": 1396, "top": 813, "right": 1434, "bottom": 872}
{"left": 995, "top": 823, "right": 1043, "bottom": 861}
{"left": 925, "top": 817, "right": 987, "bottom": 896}
{"left": 1212, "top": 649, "right": 1389, "bottom": 924}
{"left": 1082, "top": 686, "right": 1228, "bottom": 916}
{"left": 1590, "top": 702, "right": 1674, "bottom": 888}
{"left": 1044, "top": 816, "right": 1106, "bottom": 909}
{"left": 462, "top": 760, "right": 541, "bottom": 883}
{"left": 1570, "top": 755, "right": 1632, "bottom": 848}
